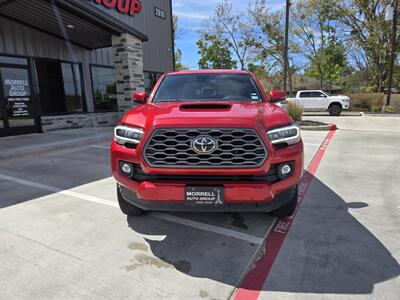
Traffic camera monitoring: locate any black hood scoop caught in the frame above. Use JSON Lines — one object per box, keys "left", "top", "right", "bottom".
{"left": 180, "top": 103, "right": 232, "bottom": 110}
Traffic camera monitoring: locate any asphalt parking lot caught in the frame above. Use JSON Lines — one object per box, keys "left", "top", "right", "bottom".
{"left": 1, "top": 116, "right": 399, "bottom": 300}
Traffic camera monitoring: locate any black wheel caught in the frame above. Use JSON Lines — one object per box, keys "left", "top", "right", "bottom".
{"left": 328, "top": 104, "right": 342, "bottom": 116}
{"left": 270, "top": 186, "right": 298, "bottom": 217}
{"left": 117, "top": 185, "right": 145, "bottom": 216}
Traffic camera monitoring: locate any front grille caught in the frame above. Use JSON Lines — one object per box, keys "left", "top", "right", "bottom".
{"left": 143, "top": 128, "right": 268, "bottom": 168}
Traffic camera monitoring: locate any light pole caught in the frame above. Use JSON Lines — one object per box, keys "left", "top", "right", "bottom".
{"left": 386, "top": 0, "right": 399, "bottom": 106}
{"left": 283, "top": 0, "right": 291, "bottom": 95}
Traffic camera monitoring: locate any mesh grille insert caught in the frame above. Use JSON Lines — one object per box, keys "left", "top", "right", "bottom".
{"left": 143, "top": 128, "right": 268, "bottom": 168}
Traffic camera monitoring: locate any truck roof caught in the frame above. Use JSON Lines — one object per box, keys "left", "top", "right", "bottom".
{"left": 165, "top": 69, "right": 252, "bottom": 76}
{"left": 297, "top": 90, "right": 325, "bottom": 92}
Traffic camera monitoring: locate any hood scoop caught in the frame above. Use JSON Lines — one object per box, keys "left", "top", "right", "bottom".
{"left": 180, "top": 103, "right": 232, "bottom": 111}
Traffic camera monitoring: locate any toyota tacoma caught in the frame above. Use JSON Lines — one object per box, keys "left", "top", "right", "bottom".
{"left": 111, "top": 70, "right": 303, "bottom": 217}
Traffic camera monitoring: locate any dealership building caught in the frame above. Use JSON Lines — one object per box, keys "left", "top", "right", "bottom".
{"left": 0, "top": 0, "right": 174, "bottom": 137}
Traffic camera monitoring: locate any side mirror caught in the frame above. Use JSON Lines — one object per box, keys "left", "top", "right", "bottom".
{"left": 269, "top": 90, "right": 286, "bottom": 103}
{"left": 132, "top": 91, "right": 148, "bottom": 103}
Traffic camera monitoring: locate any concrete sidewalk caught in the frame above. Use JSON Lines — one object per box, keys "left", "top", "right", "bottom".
{"left": 303, "top": 111, "right": 363, "bottom": 117}
{"left": 0, "top": 127, "right": 113, "bottom": 160}
{"left": 303, "top": 115, "right": 400, "bottom": 133}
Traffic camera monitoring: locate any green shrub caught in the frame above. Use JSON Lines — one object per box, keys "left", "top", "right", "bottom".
{"left": 371, "top": 106, "right": 381, "bottom": 113}
{"left": 288, "top": 101, "right": 303, "bottom": 122}
{"left": 385, "top": 106, "right": 394, "bottom": 113}
{"left": 347, "top": 93, "right": 384, "bottom": 111}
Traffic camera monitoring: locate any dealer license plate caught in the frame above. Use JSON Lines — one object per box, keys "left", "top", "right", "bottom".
{"left": 185, "top": 186, "right": 224, "bottom": 206}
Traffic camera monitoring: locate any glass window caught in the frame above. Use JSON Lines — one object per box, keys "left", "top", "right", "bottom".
{"left": 0, "top": 110, "right": 4, "bottom": 128}
{"left": 91, "top": 66, "right": 117, "bottom": 112}
{"left": 0, "top": 55, "right": 28, "bottom": 66}
{"left": 299, "top": 92, "right": 312, "bottom": 98}
{"left": 61, "top": 63, "right": 83, "bottom": 112}
{"left": 153, "top": 74, "right": 262, "bottom": 102}
{"left": 144, "top": 71, "right": 162, "bottom": 93}
{"left": 1, "top": 67, "right": 35, "bottom": 127}
{"left": 36, "top": 60, "right": 84, "bottom": 114}
{"left": 1, "top": 68, "right": 31, "bottom": 97}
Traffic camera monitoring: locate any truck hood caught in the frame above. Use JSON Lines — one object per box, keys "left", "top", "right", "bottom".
{"left": 122, "top": 101, "right": 292, "bottom": 131}
{"left": 330, "top": 95, "right": 350, "bottom": 100}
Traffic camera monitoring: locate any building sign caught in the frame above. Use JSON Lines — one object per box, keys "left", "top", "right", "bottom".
{"left": 1, "top": 68, "right": 32, "bottom": 118}
{"left": 154, "top": 7, "right": 166, "bottom": 20}
{"left": 9, "top": 98, "right": 30, "bottom": 117}
{"left": 93, "top": 0, "right": 142, "bottom": 16}
{"left": 4, "top": 78, "right": 29, "bottom": 97}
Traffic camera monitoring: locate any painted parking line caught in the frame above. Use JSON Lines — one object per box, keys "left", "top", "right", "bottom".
{"left": 0, "top": 174, "right": 119, "bottom": 208}
{"left": 90, "top": 145, "right": 110, "bottom": 149}
{"left": 0, "top": 174, "right": 264, "bottom": 244}
{"left": 231, "top": 129, "right": 336, "bottom": 300}
{"left": 304, "top": 142, "right": 324, "bottom": 147}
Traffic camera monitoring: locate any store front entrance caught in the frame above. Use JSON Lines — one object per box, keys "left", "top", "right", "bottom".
{"left": 0, "top": 56, "right": 40, "bottom": 137}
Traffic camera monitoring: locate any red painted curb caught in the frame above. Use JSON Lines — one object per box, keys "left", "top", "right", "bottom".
{"left": 232, "top": 129, "right": 336, "bottom": 300}
{"left": 330, "top": 123, "right": 337, "bottom": 131}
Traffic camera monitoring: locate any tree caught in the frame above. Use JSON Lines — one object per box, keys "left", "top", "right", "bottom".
{"left": 333, "top": 0, "right": 398, "bottom": 92}
{"left": 248, "top": 0, "right": 301, "bottom": 95}
{"left": 199, "top": 0, "right": 251, "bottom": 70}
{"left": 305, "top": 42, "right": 347, "bottom": 91}
{"left": 175, "top": 48, "right": 188, "bottom": 71}
{"left": 197, "top": 33, "right": 237, "bottom": 69}
{"left": 291, "top": 0, "right": 337, "bottom": 89}
{"left": 173, "top": 15, "right": 188, "bottom": 70}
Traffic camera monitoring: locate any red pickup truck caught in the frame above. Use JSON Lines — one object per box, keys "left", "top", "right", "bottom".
{"left": 111, "top": 70, "right": 303, "bottom": 217}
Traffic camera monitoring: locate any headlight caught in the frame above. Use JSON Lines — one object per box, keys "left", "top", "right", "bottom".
{"left": 267, "top": 124, "right": 301, "bottom": 145}
{"left": 114, "top": 125, "right": 144, "bottom": 145}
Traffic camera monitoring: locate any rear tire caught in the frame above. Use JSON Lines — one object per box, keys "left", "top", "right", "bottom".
{"left": 117, "top": 185, "right": 145, "bottom": 216}
{"left": 270, "top": 186, "right": 298, "bottom": 217}
{"left": 328, "top": 104, "right": 342, "bottom": 116}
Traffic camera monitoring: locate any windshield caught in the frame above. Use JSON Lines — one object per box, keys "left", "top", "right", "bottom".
{"left": 153, "top": 73, "right": 262, "bottom": 102}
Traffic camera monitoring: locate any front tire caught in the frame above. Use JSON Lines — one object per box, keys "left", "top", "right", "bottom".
{"left": 270, "top": 186, "right": 298, "bottom": 217}
{"left": 117, "top": 185, "right": 145, "bottom": 216}
{"left": 329, "top": 104, "right": 342, "bottom": 116}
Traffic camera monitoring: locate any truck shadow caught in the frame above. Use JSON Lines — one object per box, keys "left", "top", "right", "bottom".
{"left": 127, "top": 174, "right": 400, "bottom": 294}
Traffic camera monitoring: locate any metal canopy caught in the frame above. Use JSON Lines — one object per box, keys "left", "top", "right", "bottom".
{"left": 0, "top": 0, "right": 148, "bottom": 49}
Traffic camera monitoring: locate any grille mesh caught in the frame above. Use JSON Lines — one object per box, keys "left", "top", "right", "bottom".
{"left": 143, "top": 128, "right": 268, "bottom": 168}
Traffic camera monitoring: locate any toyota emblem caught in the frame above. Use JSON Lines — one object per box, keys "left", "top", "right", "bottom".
{"left": 191, "top": 136, "right": 218, "bottom": 154}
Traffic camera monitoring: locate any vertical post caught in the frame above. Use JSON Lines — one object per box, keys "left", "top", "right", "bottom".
{"left": 112, "top": 33, "right": 144, "bottom": 117}
{"left": 283, "top": 0, "right": 291, "bottom": 94}
{"left": 387, "top": 0, "right": 399, "bottom": 106}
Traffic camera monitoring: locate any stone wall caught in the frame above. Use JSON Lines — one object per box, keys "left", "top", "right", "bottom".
{"left": 112, "top": 33, "right": 144, "bottom": 117}
{"left": 41, "top": 112, "right": 120, "bottom": 132}
{"left": 41, "top": 33, "right": 145, "bottom": 133}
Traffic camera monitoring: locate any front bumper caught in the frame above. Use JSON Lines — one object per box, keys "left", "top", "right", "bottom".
{"left": 118, "top": 183, "right": 297, "bottom": 212}
{"left": 111, "top": 138, "right": 303, "bottom": 210}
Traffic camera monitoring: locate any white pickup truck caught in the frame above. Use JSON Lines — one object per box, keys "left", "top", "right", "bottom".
{"left": 286, "top": 90, "right": 350, "bottom": 116}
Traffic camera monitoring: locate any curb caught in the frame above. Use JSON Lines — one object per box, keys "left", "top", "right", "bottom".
{"left": 361, "top": 112, "right": 400, "bottom": 117}
{"left": 0, "top": 134, "right": 111, "bottom": 160}
{"left": 302, "top": 112, "right": 362, "bottom": 117}
{"left": 300, "top": 123, "right": 337, "bottom": 131}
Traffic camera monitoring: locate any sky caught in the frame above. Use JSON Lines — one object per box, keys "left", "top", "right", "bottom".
{"left": 172, "top": 0, "right": 286, "bottom": 69}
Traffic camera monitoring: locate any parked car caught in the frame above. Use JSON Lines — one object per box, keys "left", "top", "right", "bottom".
{"left": 111, "top": 70, "right": 304, "bottom": 217}
{"left": 286, "top": 90, "right": 350, "bottom": 116}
